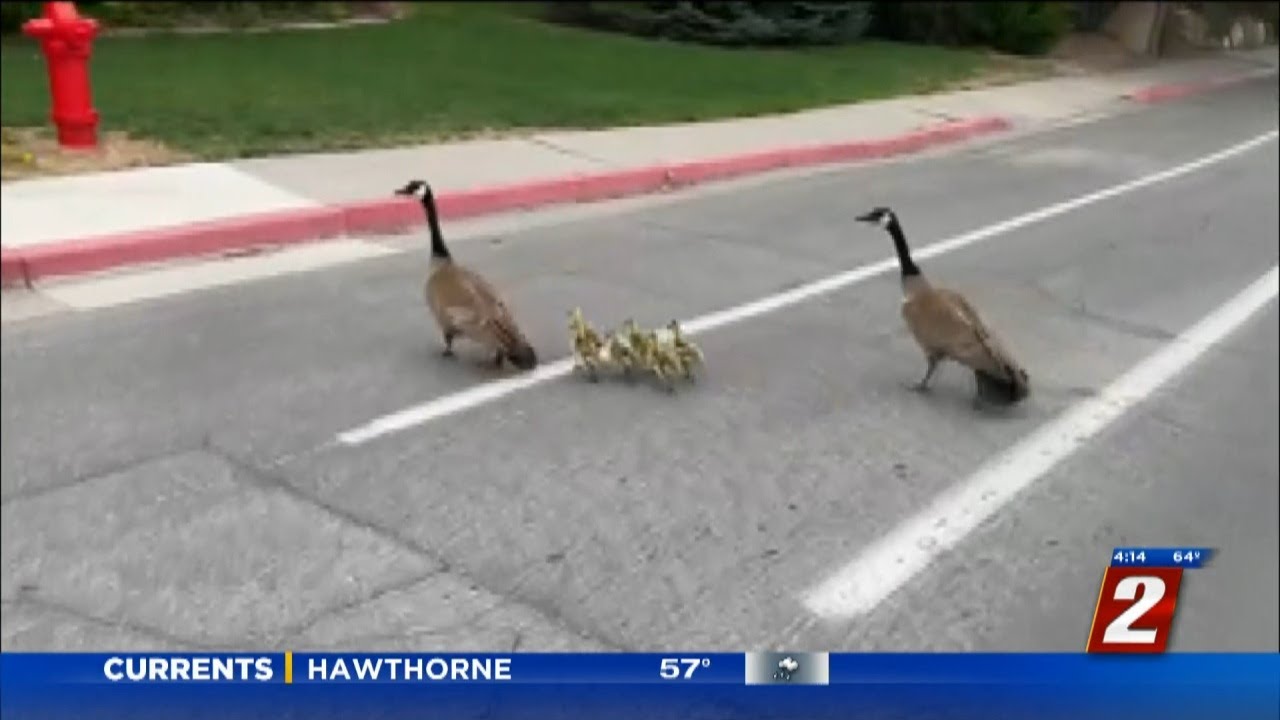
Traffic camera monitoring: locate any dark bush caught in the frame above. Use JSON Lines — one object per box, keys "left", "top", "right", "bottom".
{"left": 544, "top": 1, "right": 874, "bottom": 47}
{"left": 1066, "top": 1, "right": 1118, "bottom": 32}
{"left": 969, "top": 2, "right": 1072, "bottom": 54}
{"left": 2, "top": 2, "right": 351, "bottom": 34}
{"left": 1183, "top": 1, "right": 1279, "bottom": 35}
{"left": 871, "top": 2, "right": 1071, "bottom": 55}
{"left": 0, "top": 2, "right": 44, "bottom": 35}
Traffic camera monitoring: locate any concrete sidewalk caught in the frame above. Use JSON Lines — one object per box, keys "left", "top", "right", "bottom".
{"left": 1, "top": 49, "right": 1275, "bottom": 287}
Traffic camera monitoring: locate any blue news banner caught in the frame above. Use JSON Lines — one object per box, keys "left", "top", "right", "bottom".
{"left": 2, "top": 651, "right": 1277, "bottom": 719}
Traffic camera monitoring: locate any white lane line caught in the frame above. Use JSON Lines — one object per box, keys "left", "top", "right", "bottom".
{"left": 336, "top": 129, "right": 1279, "bottom": 447}
{"left": 801, "top": 265, "right": 1279, "bottom": 621}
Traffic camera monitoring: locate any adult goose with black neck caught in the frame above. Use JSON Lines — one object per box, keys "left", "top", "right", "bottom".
{"left": 395, "top": 179, "right": 538, "bottom": 371}
{"left": 856, "top": 206, "right": 1029, "bottom": 406}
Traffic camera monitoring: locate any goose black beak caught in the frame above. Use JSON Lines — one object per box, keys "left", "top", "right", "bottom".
{"left": 394, "top": 187, "right": 414, "bottom": 197}
{"left": 855, "top": 211, "right": 878, "bottom": 223}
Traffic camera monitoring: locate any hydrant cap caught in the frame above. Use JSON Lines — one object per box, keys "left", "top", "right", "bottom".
{"left": 48, "top": 2, "right": 84, "bottom": 24}
{"left": 23, "top": 3, "right": 99, "bottom": 38}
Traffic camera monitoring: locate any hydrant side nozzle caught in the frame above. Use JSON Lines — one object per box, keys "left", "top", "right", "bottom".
{"left": 21, "top": 18, "right": 55, "bottom": 37}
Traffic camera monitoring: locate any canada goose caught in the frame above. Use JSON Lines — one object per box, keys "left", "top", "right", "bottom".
{"left": 625, "top": 321, "right": 684, "bottom": 393}
{"left": 647, "top": 336, "right": 686, "bottom": 393}
{"left": 658, "top": 320, "right": 703, "bottom": 381}
{"left": 396, "top": 180, "right": 537, "bottom": 371}
{"left": 609, "top": 319, "right": 646, "bottom": 381}
{"left": 569, "top": 308, "right": 605, "bottom": 381}
{"left": 856, "top": 207, "right": 1029, "bottom": 405}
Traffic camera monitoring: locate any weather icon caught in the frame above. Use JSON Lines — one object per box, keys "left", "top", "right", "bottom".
{"left": 772, "top": 656, "right": 800, "bottom": 681}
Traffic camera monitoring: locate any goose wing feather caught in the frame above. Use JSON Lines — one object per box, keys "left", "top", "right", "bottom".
{"left": 905, "top": 289, "right": 1024, "bottom": 380}
{"left": 429, "top": 266, "right": 530, "bottom": 352}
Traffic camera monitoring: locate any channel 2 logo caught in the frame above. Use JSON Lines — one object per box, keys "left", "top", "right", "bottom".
{"left": 1085, "top": 547, "right": 1211, "bottom": 654}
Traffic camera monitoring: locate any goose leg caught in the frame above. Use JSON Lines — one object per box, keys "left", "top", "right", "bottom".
{"left": 971, "top": 375, "right": 995, "bottom": 411}
{"left": 493, "top": 350, "right": 506, "bottom": 369}
{"left": 441, "top": 330, "right": 457, "bottom": 358}
{"left": 574, "top": 354, "right": 598, "bottom": 382}
{"left": 912, "top": 355, "right": 941, "bottom": 392}
{"left": 621, "top": 354, "right": 636, "bottom": 384}
{"left": 658, "top": 364, "right": 676, "bottom": 394}
{"left": 682, "top": 355, "right": 697, "bottom": 382}
{"left": 970, "top": 380, "right": 991, "bottom": 411}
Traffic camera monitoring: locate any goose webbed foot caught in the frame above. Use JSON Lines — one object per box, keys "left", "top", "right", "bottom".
{"left": 910, "top": 356, "right": 941, "bottom": 392}
{"left": 441, "top": 331, "right": 457, "bottom": 358}
{"left": 656, "top": 373, "right": 675, "bottom": 395}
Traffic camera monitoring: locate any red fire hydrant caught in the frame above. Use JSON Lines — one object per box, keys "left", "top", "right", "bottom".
{"left": 23, "top": 2, "right": 100, "bottom": 149}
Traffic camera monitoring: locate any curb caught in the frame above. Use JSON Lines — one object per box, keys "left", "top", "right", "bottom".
{"left": 2, "top": 66, "right": 1270, "bottom": 289}
{"left": 1124, "top": 69, "right": 1272, "bottom": 103}
{"left": 0, "top": 116, "right": 1010, "bottom": 287}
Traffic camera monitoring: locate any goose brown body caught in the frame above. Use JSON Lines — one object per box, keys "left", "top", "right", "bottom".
{"left": 426, "top": 261, "right": 537, "bottom": 369}
{"left": 859, "top": 207, "right": 1029, "bottom": 405}
{"left": 398, "top": 180, "right": 537, "bottom": 370}
{"left": 902, "top": 280, "right": 1029, "bottom": 403}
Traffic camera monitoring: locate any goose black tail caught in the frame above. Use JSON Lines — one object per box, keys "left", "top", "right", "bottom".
{"left": 975, "top": 367, "right": 1029, "bottom": 405}
{"left": 508, "top": 342, "right": 538, "bottom": 370}
{"left": 488, "top": 318, "right": 537, "bottom": 371}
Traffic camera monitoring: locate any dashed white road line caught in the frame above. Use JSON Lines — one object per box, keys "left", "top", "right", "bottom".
{"left": 336, "top": 129, "right": 1278, "bottom": 447}
{"left": 800, "top": 264, "right": 1279, "bottom": 621}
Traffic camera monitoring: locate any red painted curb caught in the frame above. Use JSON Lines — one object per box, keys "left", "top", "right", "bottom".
{"left": 1, "top": 251, "right": 28, "bottom": 288}
{"left": 19, "top": 207, "right": 346, "bottom": 283}
{"left": 3, "top": 116, "right": 1011, "bottom": 287}
{"left": 1124, "top": 72, "right": 1261, "bottom": 104}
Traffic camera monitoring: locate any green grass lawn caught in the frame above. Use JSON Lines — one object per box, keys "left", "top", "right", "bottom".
{"left": 1, "top": 3, "right": 1003, "bottom": 160}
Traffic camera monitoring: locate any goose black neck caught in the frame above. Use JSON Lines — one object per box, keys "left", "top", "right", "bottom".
{"left": 421, "top": 189, "right": 451, "bottom": 260}
{"left": 887, "top": 219, "right": 920, "bottom": 277}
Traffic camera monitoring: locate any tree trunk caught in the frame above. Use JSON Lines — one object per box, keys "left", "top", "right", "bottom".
{"left": 1147, "top": 1, "right": 1170, "bottom": 57}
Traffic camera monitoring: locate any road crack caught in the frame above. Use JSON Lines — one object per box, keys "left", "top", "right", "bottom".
{"left": 2, "top": 594, "right": 211, "bottom": 650}
{"left": 203, "top": 439, "right": 626, "bottom": 652}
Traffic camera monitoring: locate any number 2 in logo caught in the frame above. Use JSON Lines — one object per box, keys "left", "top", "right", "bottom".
{"left": 1087, "top": 567, "right": 1184, "bottom": 653}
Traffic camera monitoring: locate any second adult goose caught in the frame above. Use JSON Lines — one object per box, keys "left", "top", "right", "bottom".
{"left": 856, "top": 206, "right": 1029, "bottom": 405}
{"left": 396, "top": 179, "right": 538, "bottom": 371}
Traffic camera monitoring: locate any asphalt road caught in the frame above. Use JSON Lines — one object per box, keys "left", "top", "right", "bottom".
{"left": 2, "top": 78, "right": 1277, "bottom": 653}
